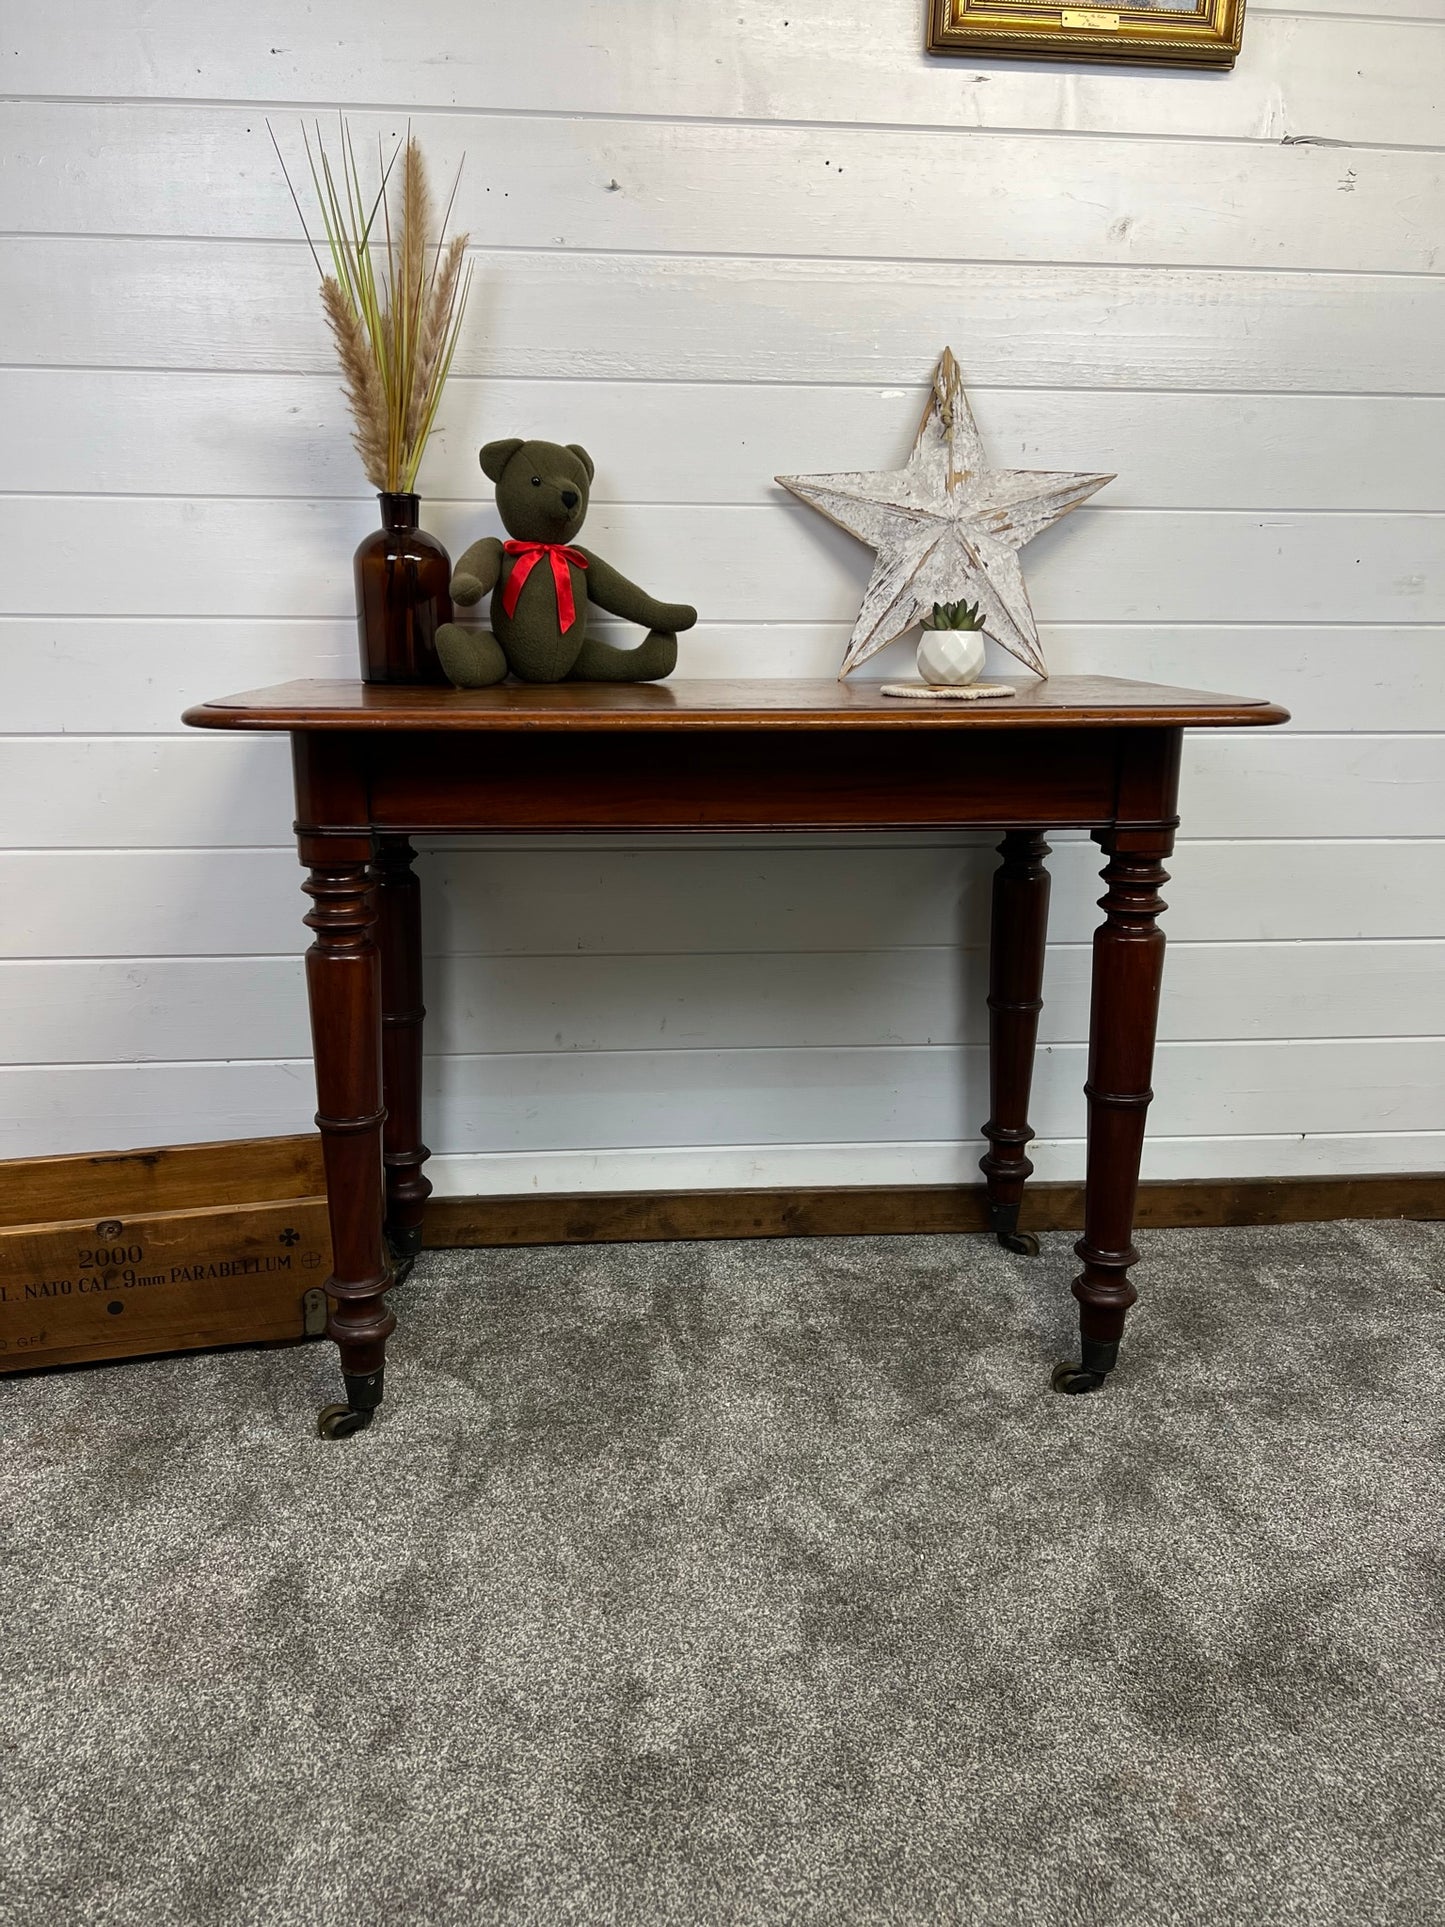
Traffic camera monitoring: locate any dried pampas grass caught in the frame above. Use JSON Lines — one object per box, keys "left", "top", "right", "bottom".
{"left": 271, "top": 118, "right": 472, "bottom": 494}
{"left": 407, "top": 233, "right": 466, "bottom": 452}
{"left": 319, "top": 275, "right": 390, "bottom": 490}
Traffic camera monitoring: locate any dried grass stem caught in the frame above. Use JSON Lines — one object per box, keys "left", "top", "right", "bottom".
{"left": 274, "top": 118, "right": 470, "bottom": 494}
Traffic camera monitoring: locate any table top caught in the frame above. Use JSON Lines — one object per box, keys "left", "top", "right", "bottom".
{"left": 183, "top": 676, "right": 1288, "bottom": 734}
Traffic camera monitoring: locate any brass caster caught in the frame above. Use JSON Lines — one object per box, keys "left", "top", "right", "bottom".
{"left": 1051, "top": 1361, "right": 1108, "bottom": 1396}
{"left": 997, "top": 1229, "right": 1040, "bottom": 1257}
{"left": 987, "top": 1202, "right": 1038, "bottom": 1256}
{"left": 317, "top": 1402, "right": 374, "bottom": 1440}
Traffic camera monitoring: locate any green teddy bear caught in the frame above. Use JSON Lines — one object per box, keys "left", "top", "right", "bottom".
{"left": 435, "top": 438, "right": 697, "bottom": 685}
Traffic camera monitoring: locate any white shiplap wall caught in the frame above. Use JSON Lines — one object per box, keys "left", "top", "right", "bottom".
{"left": 2, "top": 0, "right": 1443, "bottom": 1192}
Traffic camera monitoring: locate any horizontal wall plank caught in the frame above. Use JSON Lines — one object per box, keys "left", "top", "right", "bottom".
{"left": 4, "top": 4, "right": 1443, "bottom": 149}
{"left": 1028, "top": 632, "right": 1445, "bottom": 734}
{"left": 1, "top": 733, "right": 1441, "bottom": 847}
{"left": 418, "top": 1133, "right": 1445, "bottom": 1194}
{"left": 0, "top": 738, "right": 294, "bottom": 849}
{"left": 1183, "top": 734, "right": 1445, "bottom": 840}
{"left": 7, "top": 242, "right": 1445, "bottom": 394}
{"left": 6, "top": 839, "right": 1440, "bottom": 961}
{"left": 6, "top": 1115, "right": 1443, "bottom": 1193}
{"left": 2, "top": 941, "right": 1437, "bottom": 1065}
{"left": 1272, "top": 0, "right": 1445, "bottom": 19}
{"left": 415, "top": 1113, "right": 1443, "bottom": 1188}
{"left": 0, "top": 620, "right": 358, "bottom": 732}
{"left": 2, "top": 1038, "right": 1440, "bottom": 1161}
{"left": 200, "top": 1034, "right": 1445, "bottom": 1146}
{"left": 12, "top": 375, "right": 1445, "bottom": 513}
{"left": 5, "top": 498, "right": 1443, "bottom": 625}
{"left": 9, "top": 102, "right": 1445, "bottom": 276}
{"left": 3, "top": 620, "right": 1440, "bottom": 736}
{"left": 0, "top": 849, "right": 309, "bottom": 959}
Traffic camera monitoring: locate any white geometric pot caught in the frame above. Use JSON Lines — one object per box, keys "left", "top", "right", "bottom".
{"left": 916, "top": 627, "right": 986, "bottom": 686}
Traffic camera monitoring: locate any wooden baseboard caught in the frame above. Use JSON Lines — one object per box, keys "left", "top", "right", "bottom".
{"left": 427, "top": 1172, "right": 1444, "bottom": 1248}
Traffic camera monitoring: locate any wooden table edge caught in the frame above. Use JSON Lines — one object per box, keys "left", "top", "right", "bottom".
{"left": 182, "top": 690, "right": 1292, "bottom": 733}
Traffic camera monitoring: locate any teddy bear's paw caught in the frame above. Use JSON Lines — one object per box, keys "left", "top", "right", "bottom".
{"left": 450, "top": 573, "right": 485, "bottom": 607}
{"left": 568, "top": 629, "right": 678, "bottom": 683}
{"left": 436, "top": 623, "right": 508, "bottom": 688}
{"left": 655, "top": 602, "right": 698, "bottom": 633}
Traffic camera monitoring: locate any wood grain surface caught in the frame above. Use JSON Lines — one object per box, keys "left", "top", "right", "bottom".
{"left": 0, "top": 1134, "right": 325, "bottom": 1228}
{"left": 426, "top": 1173, "right": 1445, "bottom": 1249}
{"left": 8, "top": 103, "right": 1441, "bottom": 275}
{"left": 185, "top": 676, "right": 1288, "bottom": 731}
{"left": 11, "top": 376, "right": 1445, "bottom": 514}
{"left": 10, "top": 244, "right": 1445, "bottom": 395}
{"left": 0, "top": 1194, "right": 329, "bottom": 1373}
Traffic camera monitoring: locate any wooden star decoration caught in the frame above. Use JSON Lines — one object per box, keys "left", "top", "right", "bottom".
{"left": 777, "top": 349, "right": 1113, "bottom": 679}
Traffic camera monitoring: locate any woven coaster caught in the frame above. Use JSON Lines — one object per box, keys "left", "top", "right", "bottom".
{"left": 878, "top": 681, "right": 1017, "bottom": 702}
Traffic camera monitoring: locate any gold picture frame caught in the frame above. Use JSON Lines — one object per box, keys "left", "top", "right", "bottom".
{"left": 927, "top": 0, "right": 1244, "bottom": 68}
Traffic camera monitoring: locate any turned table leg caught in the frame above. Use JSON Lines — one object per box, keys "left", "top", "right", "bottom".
{"left": 1055, "top": 828, "right": 1173, "bottom": 1396}
{"left": 301, "top": 846, "right": 395, "bottom": 1438}
{"left": 373, "top": 836, "right": 432, "bottom": 1284}
{"left": 980, "top": 831, "right": 1051, "bottom": 1256}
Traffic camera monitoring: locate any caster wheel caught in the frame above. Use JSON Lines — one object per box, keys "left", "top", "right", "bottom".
{"left": 997, "top": 1230, "right": 1040, "bottom": 1257}
{"left": 1052, "top": 1362, "right": 1108, "bottom": 1396}
{"left": 317, "top": 1402, "right": 373, "bottom": 1440}
{"left": 389, "top": 1253, "right": 416, "bottom": 1289}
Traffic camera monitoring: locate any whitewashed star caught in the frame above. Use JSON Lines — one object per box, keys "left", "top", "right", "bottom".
{"left": 778, "top": 348, "right": 1113, "bottom": 679}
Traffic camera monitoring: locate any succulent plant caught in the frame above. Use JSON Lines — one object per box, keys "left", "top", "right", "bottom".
{"left": 920, "top": 598, "right": 985, "bottom": 632}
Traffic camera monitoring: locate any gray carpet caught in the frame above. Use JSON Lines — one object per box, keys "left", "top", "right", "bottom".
{"left": 2, "top": 1221, "right": 1443, "bottom": 1927}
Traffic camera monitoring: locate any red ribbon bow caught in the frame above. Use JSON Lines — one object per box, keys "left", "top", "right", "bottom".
{"left": 501, "top": 540, "right": 588, "bottom": 633}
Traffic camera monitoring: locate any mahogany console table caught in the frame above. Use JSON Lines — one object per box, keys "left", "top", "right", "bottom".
{"left": 184, "top": 676, "right": 1287, "bottom": 1436}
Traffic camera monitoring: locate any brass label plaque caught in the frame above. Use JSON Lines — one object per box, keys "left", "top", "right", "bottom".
{"left": 1061, "top": 9, "right": 1122, "bottom": 24}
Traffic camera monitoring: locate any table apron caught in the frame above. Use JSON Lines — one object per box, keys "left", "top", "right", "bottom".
{"left": 291, "top": 726, "right": 1180, "bottom": 837}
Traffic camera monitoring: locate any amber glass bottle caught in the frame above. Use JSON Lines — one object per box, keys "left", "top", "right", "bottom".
{"left": 354, "top": 493, "right": 452, "bottom": 684}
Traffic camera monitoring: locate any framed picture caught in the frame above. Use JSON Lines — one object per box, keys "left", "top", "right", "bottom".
{"left": 927, "top": 0, "right": 1244, "bottom": 68}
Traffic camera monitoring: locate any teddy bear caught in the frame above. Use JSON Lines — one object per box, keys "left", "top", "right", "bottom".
{"left": 435, "top": 438, "right": 697, "bottom": 685}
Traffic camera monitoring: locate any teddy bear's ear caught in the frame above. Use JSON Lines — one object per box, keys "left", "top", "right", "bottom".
{"left": 566, "top": 444, "right": 595, "bottom": 483}
{"left": 479, "top": 438, "right": 524, "bottom": 483}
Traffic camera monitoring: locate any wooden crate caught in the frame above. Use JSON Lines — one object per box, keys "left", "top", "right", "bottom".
{"left": 0, "top": 1137, "right": 331, "bottom": 1373}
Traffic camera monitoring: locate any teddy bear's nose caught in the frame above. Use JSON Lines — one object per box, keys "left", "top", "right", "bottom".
{"left": 559, "top": 489, "right": 579, "bottom": 510}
